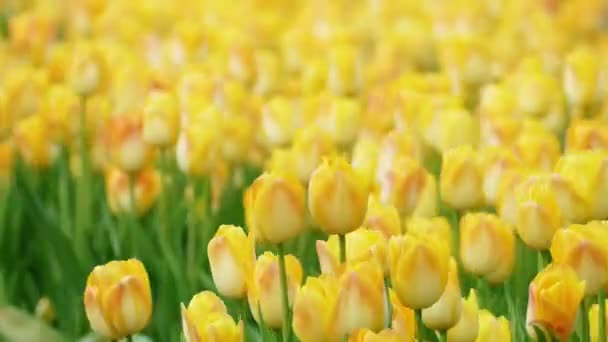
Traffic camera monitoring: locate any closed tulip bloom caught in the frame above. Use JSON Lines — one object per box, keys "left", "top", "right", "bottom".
{"left": 248, "top": 252, "right": 302, "bottom": 329}
{"left": 245, "top": 172, "right": 306, "bottom": 243}
{"left": 253, "top": 49, "right": 281, "bottom": 96}
{"left": 207, "top": 225, "right": 255, "bottom": 298}
{"left": 176, "top": 121, "right": 220, "bottom": 176}
{"left": 460, "top": 213, "right": 514, "bottom": 280}
{"left": 479, "top": 114, "right": 520, "bottom": 147}
{"left": 42, "top": 85, "right": 81, "bottom": 142}
{"left": 364, "top": 196, "right": 402, "bottom": 237}
{"left": 430, "top": 108, "right": 479, "bottom": 153}
{"left": 375, "top": 131, "right": 423, "bottom": 183}
{"left": 556, "top": 151, "right": 608, "bottom": 220}
{"left": 550, "top": 222, "right": 608, "bottom": 295}
{"left": 70, "top": 43, "right": 109, "bottom": 96}
{"left": 389, "top": 290, "right": 416, "bottom": 342}
{"left": 181, "top": 291, "right": 243, "bottom": 342}
{"left": 309, "top": 156, "right": 369, "bottom": 235}
{"left": 106, "top": 115, "right": 155, "bottom": 173}
{"left": 589, "top": 300, "right": 608, "bottom": 342}
{"left": 316, "top": 228, "right": 387, "bottom": 276}
{"left": 497, "top": 168, "right": 528, "bottom": 225}
{"left": 13, "top": 115, "right": 58, "bottom": 168}
{"left": 515, "top": 181, "right": 562, "bottom": 250}
{"left": 512, "top": 124, "right": 561, "bottom": 171}
{"left": 564, "top": 47, "right": 605, "bottom": 109}
{"left": 378, "top": 156, "right": 437, "bottom": 218}
{"left": 261, "top": 96, "right": 296, "bottom": 147}
{"left": 322, "top": 97, "right": 361, "bottom": 146}
{"left": 405, "top": 217, "right": 452, "bottom": 256}
{"left": 527, "top": 263, "right": 585, "bottom": 341}
{"left": 105, "top": 166, "right": 161, "bottom": 215}
{"left": 4, "top": 66, "right": 47, "bottom": 120}
{"left": 566, "top": 119, "right": 608, "bottom": 151}
{"left": 292, "top": 275, "right": 339, "bottom": 342}
{"left": 440, "top": 146, "right": 484, "bottom": 211}
{"left": 476, "top": 310, "right": 511, "bottom": 342}
{"left": 84, "top": 259, "right": 152, "bottom": 340}
{"left": 142, "top": 90, "right": 180, "bottom": 147}
{"left": 388, "top": 234, "right": 450, "bottom": 309}
{"left": 219, "top": 114, "right": 253, "bottom": 163}
{"left": 291, "top": 126, "right": 336, "bottom": 183}
{"left": 540, "top": 174, "right": 589, "bottom": 224}
{"left": 349, "top": 329, "right": 403, "bottom": 342}
{"left": 327, "top": 44, "right": 362, "bottom": 96}
{"left": 448, "top": 290, "right": 479, "bottom": 342}
{"left": 478, "top": 146, "right": 521, "bottom": 206}
{"left": 422, "top": 258, "right": 462, "bottom": 331}
{"left": 333, "top": 260, "right": 386, "bottom": 336}
{"left": 351, "top": 138, "right": 379, "bottom": 191}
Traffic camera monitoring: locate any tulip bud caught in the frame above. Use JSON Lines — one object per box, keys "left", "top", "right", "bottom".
{"left": 550, "top": 222, "right": 608, "bottom": 295}
{"left": 4, "top": 66, "right": 47, "bottom": 120}
{"left": 364, "top": 196, "right": 402, "bottom": 237}
{"left": 515, "top": 180, "right": 562, "bottom": 250}
{"left": 321, "top": 97, "right": 361, "bottom": 146}
{"left": 42, "top": 85, "right": 81, "bottom": 143}
{"left": 589, "top": 300, "right": 608, "bottom": 342}
{"left": 389, "top": 289, "right": 416, "bottom": 341}
{"left": 422, "top": 258, "right": 462, "bottom": 331}
{"left": 261, "top": 96, "right": 296, "bottom": 147}
{"left": 440, "top": 146, "right": 484, "bottom": 211}
{"left": 316, "top": 228, "right": 387, "bottom": 276}
{"left": 564, "top": 47, "right": 606, "bottom": 109}
{"left": 405, "top": 217, "right": 452, "bottom": 256}
{"left": 142, "top": 90, "right": 180, "bottom": 147}
{"left": 479, "top": 113, "right": 521, "bottom": 147}
{"left": 378, "top": 156, "right": 437, "bottom": 219}
{"left": 308, "top": 156, "right": 369, "bottom": 235}
{"left": 429, "top": 108, "right": 479, "bottom": 153}
{"left": 35, "top": 297, "right": 55, "bottom": 323}
{"left": 227, "top": 43, "right": 255, "bottom": 85}
{"left": 84, "top": 259, "right": 152, "bottom": 339}
{"left": 447, "top": 290, "right": 479, "bottom": 342}
{"left": 388, "top": 234, "right": 450, "bottom": 309}
{"left": 497, "top": 168, "right": 528, "bottom": 225}
{"left": 106, "top": 115, "right": 155, "bottom": 173}
{"left": 556, "top": 151, "right": 608, "bottom": 220}
{"left": 332, "top": 260, "right": 386, "bottom": 336}
{"left": 460, "top": 213, "right": 515, "bottom": 281}
{"left": 70, "top": 43, "right": 109, "bottom": 96}
{"left": 292, "top": 275, "right": 339, "bottom": 342}
{"left": 13, "top": 115, "right": 59, "bottom": 168}
{"left": 545, "top": 173, "right": 589, "bottom": 224}
{"left": 351, "top": 138, "right": 379, "bottom": 191}
{"left": 478, "top": 146, "right": 521, "bottom": 206}
{"left": 176, "top": 118, "right": 220, "bottom": 176}
{"left": 181, "top": 291, "right": 243, "bottom": 342}
{"left": 207, "top": 225, "right": 255, "bottom": 299}
{"left": 512, "top": 123, "right": 560, "bottom": 171}
{"left": 327, "top": 44, "right": 362, "bottom": 96}
{"left": 219, "top": 114, "right": 253, "bottom": 164}
{"left": 248, "top": 252, "right": 302, "bottom": 329}
{"left": 291, "top": 126, "right": 336, "bottom": 183}
{"left": 349, "top": 329, "right": 404, "bottom": 342}
{"left": 375, "top": 131, "right": 423, "bottom": 183}
{"left": 513, "top": 71, "right": 565, "bottom": 134}
{"left": 253, "top": 49, "right": 281, "bottom": 96}
{"left": 105, "top": 166, "right": 161, "bottom": 215}
{"left": 526, "top": 263, "right": 585, "bottom": 341}
{"left": 244, "top": 172, "right": 306, "bottom": 243}
{"left": 477, "top": 310, "right": 511, "bottom": 342}
{"left": 566, "top": 119, "right": 608, "bottom": 151}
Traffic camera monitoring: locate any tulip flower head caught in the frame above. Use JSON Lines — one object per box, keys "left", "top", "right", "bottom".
{"left": 448, "top": 290, "right": 479, "bottom": 342}
{"left": 181, "top": 291, "right": 243, "bottom": 342}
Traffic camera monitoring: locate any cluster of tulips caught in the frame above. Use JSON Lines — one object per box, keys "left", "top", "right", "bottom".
{"left": 2, "top": 0, "right": 608, "bottom": 341}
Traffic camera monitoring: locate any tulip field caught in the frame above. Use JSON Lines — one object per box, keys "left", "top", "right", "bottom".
{"left": 2, "top": 0, "right": 608, "bottom": 341}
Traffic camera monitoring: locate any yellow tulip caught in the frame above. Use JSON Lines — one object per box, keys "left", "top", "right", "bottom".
{"left": 42, "top": 85, "right": 81, "bottom": 143}
{"left": 227, "top": 43, "right": 255, "bottom": 85}
{"left": 556, "top": 151, "right": 608, "bottom": 220}
{"left": 566, "top": 119, "right": 608, "bottom": 152}
{"left": 429, "top": 108, "right": 479, "bottom": 153}
{"left": 84, "top": 259, "right": 152, "bottom": 340}
{"left": 349, "top": 328, "right": 403, "bottom": 342}
{"left": 219, "top": 114, "right": 253, "bottom": 164}
{"left": 551, "top": 222, "right": 608, "bottom": 295}
{"left": 479, "top": 114, "right": 520, "bottom": 147}
{"left": 405, "top": 217, "right": 452, "bottom": 256}
{"left": 181, "top": 291, "right": 243, "bottom": 342}
{"left": 422, "top": 258, "right": 462, "bottom": 331}
{"left": 105, "top": 166, "right": 161, "bottom": 215}
{"left": 378, "top": 156, "right": 437, "bottom": 218}
{"left": 4, "top": 66, "right": 47, "bottom": 120}
{"left": 375, "top": 131, "right": 423, "bottom": 182}
{"left": 526, "top": 263, "right": 585, "bottom": 341}
{"left": 478, "top": 146, "right": 521, "bottom": 206}
{"left": 564, "top": 47, "right": 605, "bottom": 109}
{"left": 308, "top": 156, "right": 369, "bottom": 235}
{"left": 351, "top": 137, "right": 379, "bottom": 191}
{"left": 261, "top": 96, "right": 296, "bottom": 147}
{"left": 515, "top": 180, "right": 562, "bottom": 250}
{"left": 142, "top": 89, "right": 180, "bottom": 147}
{"left": 497, "top": 168, "right": 528, "bottom": 225}
{"left": 389, "top": 289, "right": 416, "bottom": 342}
{"left": 448, "top": 290, "right": 479, "bottom": 342}
{"left": 388, "top": 234, "right": 450, "bottom": 309}
{"left": 333, "top": 260, "right": 385, "bottom": 336}
{"left": 316, "top": 228, "right": 387, "bottom": 276}
{"left": 244, "top": 171, "right": 307, "bottom": 243}
{"left": 248, "top": 252, "right": 303, "bottom": 329}
{"left": 207, "top": 225, "right": 255, "bottom": 298}
{"left": 544, "top": 173, "right": 589, "bottom": 224}
{"left": 13, "top": 115, "right": 58, "bottom": 168}
{"left": 327, "top": 44, "right": 362, "bottom": 96}
{"left": 589, "top": 300, "right": 608, "bottom": 342}
{"left": 512, "top": 123, "right": 561, "bottom": 172}
{"left": 459, "top": 213, "right": 515, "bottom": 283}
{"left": 512, "top": 70, "right": 565, "bottom": 134}
{"left": 476, "top": 310, "right": 511, "bottom": 342}
{"left": 364, "top": 196, "right": 402, "bottom": 237}
{"left": 70, "top": 42, "right": 109, "bottom": 96}
{"left": 291, "top": 126, "right": 336, "bottom": 183}
{"left": 46, "top": 43, "right": 70, "bottom": 83}
{"left": 106, "top": 115, "right": 155, "bottom": 173}
{"left": 322, "top": 97, "right": 361, "bottom": 146}
{"left": 292, "top": 275, "right": 339, "bottom": 342}
{"left": 440, "top": 146, "right": 484, "bottom": 211}
{"left": 176, "top": 120, "right": 220, "bottom": 176}
{"left": 253, "top": 49, "right": 281, "bottom": 96}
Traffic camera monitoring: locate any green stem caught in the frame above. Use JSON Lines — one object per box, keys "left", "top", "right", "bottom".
{"left": 75, "top": 96, "right": 91, "bottom": 261}
{"left": 582, "top": 297, "right": 591, "bottom": 342}
{"left": 537, "top": 250, "right": 546, "bottom": 273}
{"left": 277, "top": 243, "right": 291, "bottom": 342}
{"left": 258, "top": 302, "right": 268, "bottom": 342}
{"left": 58, "top": 149, "right": 71, "bottom": 236}
{"left": 158, "top": 148, "right": 170, "bottom": 240}
{"left": 384, "top": 277, "right": 392, "bottom": 329}
{"left": 127, "top": 172, "right": 138, "bottom": 257}
{"left": 339, "top": 234, "right": 346, "bottom": 264}
{"left": 415, "top": 309, "right": 426, "bottom": 342}
{"left": 599, "top": 289, "right": 606, "bottom": 342}
{"left": 438, "top": 330, "right": 447, "bottom": 342}
{"left": 503, "top": 281, "right": 514, "bottom": 320}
